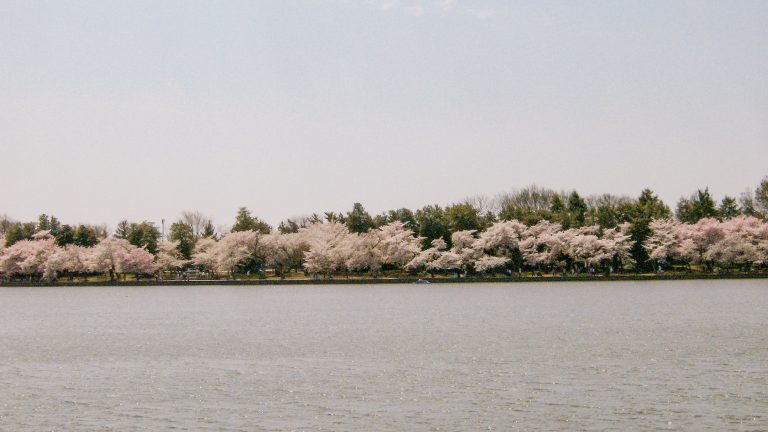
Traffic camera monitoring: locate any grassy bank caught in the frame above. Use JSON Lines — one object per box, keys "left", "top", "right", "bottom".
{"left": 1, "top": 272, "right": 766, "bottom": 287}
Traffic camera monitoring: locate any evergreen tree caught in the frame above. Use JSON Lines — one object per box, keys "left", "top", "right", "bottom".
{"left": 125, "top": 221, "right": 160, "bottom": 254}
{"left": 372, "top": 213, "right": 388, "bottom": 229}
{"left": 444, "top": 203, "right": 483, "bottom": 232}
{"left": 232, "top": 207, "right": 271, "bottom": 234}
{"left": 37, "top": 214, "right": 51, "bottom": 231}
{"left": 201, "top": 220, "right": 216, "bottom": 238}
{"left": 278, "top": 219, "right": 300, "bottom": 234}
{"left": 676, "top": 188, "right": 719, "bottom": 223}
{"left": 4, "top": 222, "right": 36, "bottom": 246}
{"left": 114, "top": 220, "right": 131, "bottom": 239}
{"left": 566, "top": 191, "right": 588, "bottom": 228}
{"left": 414, "top": 205, "right": 449, "bottom": 248}
{"left": 549, "top": 194, "right": 565, "bottom": 224}
{"left": 170, "top": 221, "right": 195, "bottom": 259}
{"left": 73, "top": 225, "right": 99, "bottom": 247}
{"left": 755, "top": 177, "right": 768, "bottom": 217}
{"left": 718, "top": 196, "right": 740, "bottom": 220}
{"left": 346, "top": 203, "right": 373, "bottom": 233}
{"left": 386, "top": 208, "right": 417, "bottom": 230}
{"left": 54, "top": 224, "right": 75, "bottom": 246}
{"left": 628, "top": 189, "right": 671, "bottom": 270}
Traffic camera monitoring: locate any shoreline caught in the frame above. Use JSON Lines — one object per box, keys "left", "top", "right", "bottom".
{"left": 1, "top": 273, "right": 766, "bottom": 287}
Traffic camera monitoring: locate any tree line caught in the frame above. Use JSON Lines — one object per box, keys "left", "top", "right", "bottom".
{"left": 0, "top": 177, "right": 766, "bottom": 281}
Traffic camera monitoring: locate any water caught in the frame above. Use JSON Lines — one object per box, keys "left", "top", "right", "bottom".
{"left": 0, "top": 280, "right": 766, "bottom": 431}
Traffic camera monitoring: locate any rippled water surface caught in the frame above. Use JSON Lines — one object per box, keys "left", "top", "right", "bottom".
{"left": 1, "top": 280, "right": 767, "bottom": 431}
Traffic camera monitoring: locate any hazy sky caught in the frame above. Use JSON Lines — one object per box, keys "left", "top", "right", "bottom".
{"left": 2, "top": 0, "right": 767, "bottom": 230}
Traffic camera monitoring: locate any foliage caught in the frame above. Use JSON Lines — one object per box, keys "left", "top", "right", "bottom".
{"left": 2, "top": 179, "right": 768, "bottom": 281}
{"left": 756, "top": 177, "right": 768, "bottom": 217}
{"left": 346, "top": 203, "right": 374, "bottom": 233}
{"left": 232, "top": 207, "right": 271, "bottom": 234}
{"left": 169, "top": 221, "right": 195, "bottom": 259}
{"left": 676, "top": 188, "right": 719, "bottom": 223}
{"left": 414, "top": 205, "right": 450, "bottom": 248}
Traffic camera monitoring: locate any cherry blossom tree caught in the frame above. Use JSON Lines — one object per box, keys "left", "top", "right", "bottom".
{"left": 566, "top": 228, "right": 609, "bottom": 269}
{"left": 259, "top": 233, "right": 309, "bottom": 277}
{"left": 44, "top": 245, "right": 87, "bottom": 280}
{"left": 0, "top": 231, "right": 57, "bottom": 279}
{"left": 85, "top": 238, "right": 126, "bottom": 280}
{"left": 645, "top": 219, "right": 680, "bottom": 265}
{"left": 375, "top": 221, "right": 423, "bottom": 268}
{"left": 118, "top": 246, "right": 155, "bottom": 277}
{"left": 643, "top": 215, "right": 768, "bottom": 271}
{"left": 344, "top": 232, "right": 383, "bottom": 275}
{"left": 602, "top": 222, "right": 635, "bottom": 270}
{"left": 675, "top": 218, "right": 725, "bottom": 268}
{"left": 705, "top": 216, "right": 768, "bottom": 269}
{"left": 426, "top": 250, "right": 463, "bottom": 274}
{"left": 475, "top": 220, "right": 526, "bottom": 257}
{"left": 406, "top": 238, "right": 447, "bottom": 274}
{"left": 519, "top": 221, "right": 565, "bottom": 271}
{"left": 704, "top": 233, "right": 762, "bottom": 269}
{"left": 301, "top": 222, "right": 352, "bottom": 277}
{"left": 408, "top": 231, "right": 479, "bottom": 276}
{"left": 474, "top": 255, "right": 510, "bottom": 273}
{"left": 191, "top": 237, "right": 218, "bottom": 271}
{"left": 154, "top": 240, "right": 188, "bottom": 276}
{"left": 210, "top": 230, "right": 260, "bottom": 278}
{"left": 85, "top": 237, "right": 153, "bottom": 280}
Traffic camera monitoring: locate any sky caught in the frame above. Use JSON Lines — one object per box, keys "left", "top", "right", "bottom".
{"left": 1, "top": 0, "right": 767, "bottom": 230}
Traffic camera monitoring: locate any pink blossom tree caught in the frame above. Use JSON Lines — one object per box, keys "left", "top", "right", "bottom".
{"left": 86, "top": 237, "right": 154, "bottom": 281}
{"left": 0, "top": 231, "right": 57, "bottom": 279}
{"left": 426, "top": 250, "right": 463, "bottom": 274}
{"left": 646, "top": 219, "right": 683, "bottom": 267}
{"left": 474, "top": 255, "right": 510, "bottom": 273}
{"left": 154, "top": 240, "right": 188, "bottom": 277}
{"left": 449, "top": 230, "right": 483, "bottom": 273}
{"left": 191, "top": 237, "right": 218, "bottom": 271}
{"left": 375, "top": 221, "right": 423, "bottom": 269}
{"left": 601, "top": 222, "right": 635, "bottom": 270}
{"left": 118, "top": 246, "right": 155, "bottom": 277}
{"left": 343, "top": 232, "right": 383, "bottom": 275}
{"left": 44, "top": 244, "right": 88, "bottom": 280}
{"left": 210, "top": 230, "right": 260, "bottom": 278}
{"left": 259, "top": 233, "right": 309, "bottom": 278}
{"left": 519, "top": 221, "right": 562, "bottom": 271}
{"left": 406, "top": 238, "right": 447, "bottom": 275}
{"left": 300, "top": 222, "right": 351, "bottom": 277}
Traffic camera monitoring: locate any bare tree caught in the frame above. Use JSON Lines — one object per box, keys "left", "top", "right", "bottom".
{"left": 180, "top": 211, "right": 213, "bottom": 237}
{"left": 0, "top": 214, "right": 14, "bottom": 235}
{"left": 463, "top": 194, "right": 498, "bottom": 215}
{"left": 495, "top": 184, "right": 563, "bottom": 220}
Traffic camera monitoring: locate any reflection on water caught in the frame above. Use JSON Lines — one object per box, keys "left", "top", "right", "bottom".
{"left": 1, "top": 280, "right": 766, "bottom": 431}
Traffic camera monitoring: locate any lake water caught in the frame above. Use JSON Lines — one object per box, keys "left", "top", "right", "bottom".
{"left": 0, "top": 280, "right": 766, "bottom": 431}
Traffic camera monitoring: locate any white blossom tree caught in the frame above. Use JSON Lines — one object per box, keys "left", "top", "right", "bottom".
{"left": 154, "top": 240, "right": 188, "bottom": 276}
{"left": 645, "top": 219, "right": 680, "bottom": 265}
{"left": 44, "top": 244, "right": 88, "bottom": 280}
{"left": 0, "top": 232, "right": 57, "bottom": 279}
{"left": 474, "top": 255, "right": 510, "bottom": 273}
{"left": 191, "top": 237, "right": 218, "bottom": 271}
{"left": 406, "top": 238, "right": 447, "bottom": 275}
{"left": 375, "top": 221, "right": 423, "bottom": 269}
{"left": 118, "top": 246, "right": 155, "bottom": 277}
{"left": 211, "top": 230, "right": 260, "bottom": 278}
{"left": 301, "top": 222, "right": 351, "bottom": 277}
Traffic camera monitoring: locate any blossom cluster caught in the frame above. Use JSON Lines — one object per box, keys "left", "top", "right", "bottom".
{"left": 2, "top": 216, "right": 766, "bottom": 281}
{"left": 644, "top": 216, "right": 768, "bottom": 268}
{"left": 0, "top": 232, "right": 157, "bottom": 279}
{"left": 185, "top": 220, "right": 636, "bottom": 277}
